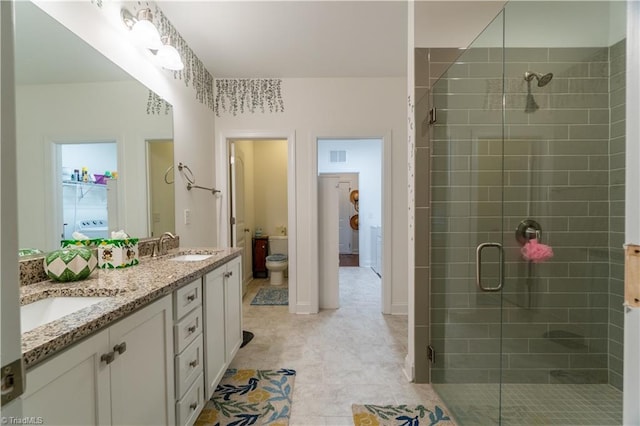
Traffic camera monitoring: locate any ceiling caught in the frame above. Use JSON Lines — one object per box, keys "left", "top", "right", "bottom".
{"left": 158, "top": 1, "right": 409, "bottom": 78}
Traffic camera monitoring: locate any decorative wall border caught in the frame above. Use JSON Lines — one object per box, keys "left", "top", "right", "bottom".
{"left": 214, "top": 78, "right": 285, "bottom": 117}
{"left": 154, "top": 7, "right": 215, "bottom": 111}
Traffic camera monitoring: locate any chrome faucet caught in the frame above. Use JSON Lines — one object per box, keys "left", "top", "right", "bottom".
{"left": 152, "top": 232, "right": 176, "bottom": 257}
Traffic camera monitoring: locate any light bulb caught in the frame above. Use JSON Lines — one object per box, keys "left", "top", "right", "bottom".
{"left": 156, "top": 43, "right": 184, "bottom": 71}
{"left": 131, "top": 19, "right": 162, "bottom": 50}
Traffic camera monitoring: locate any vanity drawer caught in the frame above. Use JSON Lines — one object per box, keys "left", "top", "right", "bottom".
{"left": 176, "top": 372, "right": 204, "bottom": 426}
{"left": 174, "top": 307, "right": 202, "bottom": 353}
{"left": 174, "top": 279, "right": 202, "bottom": 320}
{"left": 175, "top": 335, "right": 203, "bottom": 399}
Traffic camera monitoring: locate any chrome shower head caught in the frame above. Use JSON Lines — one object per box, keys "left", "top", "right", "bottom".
{"left": 524, "top": 71, "right": 554, "bottom": 87}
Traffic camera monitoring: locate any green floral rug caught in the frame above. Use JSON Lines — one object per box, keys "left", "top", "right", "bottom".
{"left": 196, "top": 369, "right": 296, "bottom": 426}
{"left": 352, "top": 404, "right": 455, "bottom": 426}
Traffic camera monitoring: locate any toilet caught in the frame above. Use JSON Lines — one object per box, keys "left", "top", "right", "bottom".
{"left": 265, "top": 236, "right": 288, "bottom": 286}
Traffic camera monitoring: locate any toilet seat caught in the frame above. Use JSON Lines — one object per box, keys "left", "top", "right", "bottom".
{"left": 266, "top": 254, "right": 287, "bottom": 263}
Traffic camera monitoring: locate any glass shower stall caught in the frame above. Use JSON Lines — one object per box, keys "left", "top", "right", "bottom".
{"left": 426, "top": 1, "right": 626, "bottom": 424}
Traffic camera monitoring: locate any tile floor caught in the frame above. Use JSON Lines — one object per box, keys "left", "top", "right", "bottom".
{"left": 230, "top": 267, "right": 452, "bottom": 425}
{"left": 435, "top": 383, "right": 623, "bottom": 425}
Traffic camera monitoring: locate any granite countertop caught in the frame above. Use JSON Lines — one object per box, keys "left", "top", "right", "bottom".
{"left": 21, "top": 247, "right": 242, "bottom": 369}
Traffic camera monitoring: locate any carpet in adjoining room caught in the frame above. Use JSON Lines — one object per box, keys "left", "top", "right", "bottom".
{"left": 250, "top": 287, "right": 288, "bottom": 305}
{"left": 196, "top": 368, "right": 296, "bottom": 426}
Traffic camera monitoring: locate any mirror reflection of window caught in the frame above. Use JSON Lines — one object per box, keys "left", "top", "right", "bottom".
{"left": 58, "top": 141, "right": 117, "bottom": 241}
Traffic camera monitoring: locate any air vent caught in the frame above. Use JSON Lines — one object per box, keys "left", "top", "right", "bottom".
{"left": 329, "top": 150, "right": 346, "bottom": 163}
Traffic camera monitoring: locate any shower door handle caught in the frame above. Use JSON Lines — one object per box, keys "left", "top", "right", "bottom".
{"left": 476, "top": 242, "right": 504, "bottom": 292}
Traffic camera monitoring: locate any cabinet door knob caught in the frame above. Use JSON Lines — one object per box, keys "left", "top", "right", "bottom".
{"left": 188, "top": 325, "right": 197, "bottom": 334}
{"left": 187, "top": 294, "right": 196, "bottom": 302}
{"left": 189, "top": 402, "right": 198, "bottom": 411}
{"left": 101, "top": 352, "right": 115, "bottom": 365}
{"left": 114, "top": 342, "right": 127, "bottom": 355}
{"left": 189, "top": 359, "right": 199, "bottom": 368}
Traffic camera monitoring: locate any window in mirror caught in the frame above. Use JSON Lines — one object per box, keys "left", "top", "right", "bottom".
{"left": 58, "top": 141, "right": 117, "bottom": 241}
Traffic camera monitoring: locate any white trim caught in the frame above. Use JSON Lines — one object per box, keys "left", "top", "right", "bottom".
{"left": 403, "top": 354, "right": 415, "bottom": 382}
{"left": 311, "top": 131, "right": 393, "bottom": 315}
{"left": 391, "top": 304, "right": 409, "bottom": 315}
{"left": 216, "top": 130, "right": 298, "bottom": 314}
{"left": 624, "top": 2, "right": 640, "bottom": 424}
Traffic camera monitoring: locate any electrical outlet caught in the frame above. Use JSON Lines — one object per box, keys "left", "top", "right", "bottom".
{"left": 184, "top": 209, "right": 191, "bottom": 225}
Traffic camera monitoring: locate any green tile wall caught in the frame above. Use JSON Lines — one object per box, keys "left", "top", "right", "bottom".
{"left": 608, "top": 39, "right": 625, "bottom": 391}
{"left": 421, "top": 44, "right": 626, "bottom": 387}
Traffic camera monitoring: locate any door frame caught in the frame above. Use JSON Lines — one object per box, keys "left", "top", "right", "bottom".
{"left": 145, "top": 139, "right": 175, "bottom": 238}
{"left": 312, "top": 133, "right": 392, "bottom": 314}
{"left": 216, "top": 130, "right": 297, "bottom": 314}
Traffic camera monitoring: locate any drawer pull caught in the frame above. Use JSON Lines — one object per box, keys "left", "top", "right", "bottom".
{"left": 189, "top": 359, "right": 199, "bottom": 368}
{"left": 188, "top": 325, "right": 197, "bottom": 334}
{"left": 187, "top": 294, "right": 196, "bottom": 302}
{"left": 101, "top": 352, "right": 115, "bottom": 365}
{"left": 190, "top": 402, "right": 198, "bottom": 411}
{"left": 114, "top": 342, "right": 127, "bottom": 355}
{"left": 224, "top": 271, "right": 233, "bottom": 278}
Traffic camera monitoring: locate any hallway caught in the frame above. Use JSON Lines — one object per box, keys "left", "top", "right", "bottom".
{"left": 230, "top": 267, "right": 451, "bottom": 425}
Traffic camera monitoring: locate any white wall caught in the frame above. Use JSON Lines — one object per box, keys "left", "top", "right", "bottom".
{"left": 16, "top": 80, "right": 172, "bottom": 250}
{"left": 318, "top": 138, "right": 381, "bottom": 267}
{"left": 34, "top": 0, "right": 217, "bottom": 248}
{"left": 215, "top": 77, "right": 408, "bottom": 314}
{"left": 253, "top": 140, "right": 288, "bottom": 237}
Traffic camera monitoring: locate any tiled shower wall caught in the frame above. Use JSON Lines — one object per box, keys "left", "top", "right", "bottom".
{"left": 417, "top": 43, "right": 625, "bottom": 386}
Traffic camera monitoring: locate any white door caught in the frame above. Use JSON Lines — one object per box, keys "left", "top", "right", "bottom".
{"left": 318, "top": 175, "right": 340, "bottom": 309}
{"left": 1, "top": 1, "right": 24, "bottom": 415}
{"left": 229, "top": 143, "right": 251, "bottom": 294}
{"left": 338, "top": 181, "right": 352, "bottom": 254}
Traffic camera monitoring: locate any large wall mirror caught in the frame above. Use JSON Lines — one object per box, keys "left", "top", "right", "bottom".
{"left": 15, "top": 1, "right": 175, "bottom": 253}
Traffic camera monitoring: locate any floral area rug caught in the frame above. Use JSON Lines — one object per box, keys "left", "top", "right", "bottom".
{"left": 250, "top": 287, "right": 289, "bottom": 305}
{"left": 352, "top": 404, "right": 455, "bottom": 426}
{"left": 195, "top": 369, "right": 296, "bottom": 426}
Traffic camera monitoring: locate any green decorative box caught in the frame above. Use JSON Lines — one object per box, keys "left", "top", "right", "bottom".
{"left": 98, "top": 238, "right": 139, "bottom": 269}
{"left": 61, "top": 239, "right": 103, "bottom": 248}
{"left": 43, "top": 247, "right": 97, "bottom": 282}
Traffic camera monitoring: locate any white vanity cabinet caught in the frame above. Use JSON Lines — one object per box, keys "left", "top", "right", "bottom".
{"left": 172, "top": 279, "right": 205, "bottom": 426}
{"left": 23, "top": 295, "right": 175, "bottom": 426}
{"left": 203, "top": 256, "right": 242, "bottom": 398}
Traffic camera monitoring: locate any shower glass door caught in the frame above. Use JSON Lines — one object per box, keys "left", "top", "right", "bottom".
{"left": 429, "top": 9, "right": 506, "bottom": 425}
{"left": 429, "top": 1, "right": 626, "bottom": 424}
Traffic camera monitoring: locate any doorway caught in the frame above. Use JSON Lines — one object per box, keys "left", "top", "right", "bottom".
{"left": 229, "top": 139, "right": 289, "bottom": 296}
{"left": 147, "top": 140, "right": 175, "bottom": 237}
{"left": 55, "top": 141, "right": 117, "bottom": 242}
{"left": 317, "top": 138, "right": 382, "bottom": 308}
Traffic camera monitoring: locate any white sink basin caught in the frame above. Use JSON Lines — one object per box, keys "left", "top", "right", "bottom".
{"left": 21, "top": 297, "right": 110, "bottom": 333}
{"left": 169, "top": 254, "right": 213, "bottom": 262}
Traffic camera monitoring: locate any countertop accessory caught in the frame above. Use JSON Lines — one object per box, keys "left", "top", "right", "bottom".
{"left": 43, "top": 247, "right": 97, "bottom": 282}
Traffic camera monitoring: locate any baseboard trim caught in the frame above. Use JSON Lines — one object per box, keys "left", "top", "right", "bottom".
{"left": 391, "top": 304, "right": 408, "bottom": 315}
{"left": 403, "top": 354, "right": 415, "bottom": 382}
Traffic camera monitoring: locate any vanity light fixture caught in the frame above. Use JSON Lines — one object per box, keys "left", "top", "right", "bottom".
{"left": 121, "top": 8, "right": 162, "bottom": 50}
{"left": 155, "top": 37, "right": 184, "bottom": 71}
